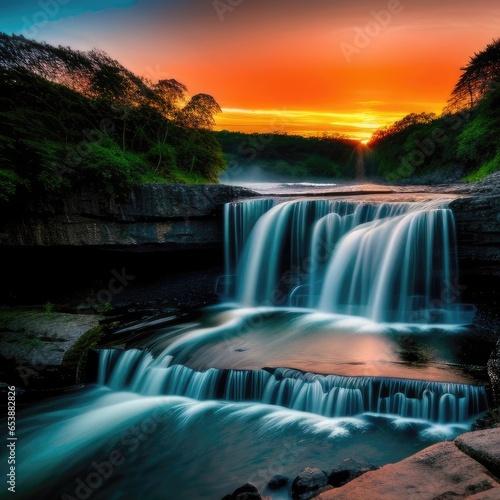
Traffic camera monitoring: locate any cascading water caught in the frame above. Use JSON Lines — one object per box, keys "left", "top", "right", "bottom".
{"left": 100, "top": 349, "right": 487, "bottom": 424}
{"left": 225, "top": 199, "right": 467, "bottom": 324}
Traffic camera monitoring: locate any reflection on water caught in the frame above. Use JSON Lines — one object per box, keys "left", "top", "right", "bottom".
{"left": 125, "top": 305, "right": 485, "bottom": 384}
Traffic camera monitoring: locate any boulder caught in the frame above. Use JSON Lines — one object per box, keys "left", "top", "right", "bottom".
{"left": 0, "top": 311, "right": 102, "bottom": 389}
{"left": 455, "top": 428, "right": 500, "bottom": 478}
{"left": 327, "top": 458, "right": 377, "bottom": 487}
{"left": 232, "top": 483, "right": 261, "bottom": 499}
{"left": 267, "top": 474, "right": 288, "bottom": 490}
{"left": 221, "top": 482, "right": 267, "bottom": 500}
{"left": 291, "top": 467, "right": 328, "bottom": 500}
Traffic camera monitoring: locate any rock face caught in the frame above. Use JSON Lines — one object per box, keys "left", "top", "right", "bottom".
{"left": 0, "top": 184, "right": 257, "bottom": 251}
{"left": 488, "top": 339, "right": 500, "bottom": 407}
{"left": 448, "top": 174, "right": 500, "bottom": 329}
{"left": 451, "top": 193, "right": 500, "bottom": 279}
{"left": 449, "top": 173, "right": 500, "bottom": 292}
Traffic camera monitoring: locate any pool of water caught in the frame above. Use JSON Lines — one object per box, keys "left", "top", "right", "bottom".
{"left": 123, "top": 305, "right": 487, "bottom": 385}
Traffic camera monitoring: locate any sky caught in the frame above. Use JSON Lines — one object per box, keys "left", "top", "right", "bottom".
{"left": 1, "top": 0, "right": 499, "bottom": 141}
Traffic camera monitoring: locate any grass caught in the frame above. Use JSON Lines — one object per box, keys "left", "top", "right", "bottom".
{"left": 462, "top": 151, "right": 500, "bottom": 182}
{"left": 43, "top": 302, "right": 55, "bottom": 313}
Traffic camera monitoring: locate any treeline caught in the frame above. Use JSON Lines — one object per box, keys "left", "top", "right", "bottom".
{"left": 368, "top": 39, "right": 500, "bottom": 183}
{"left": 0, "top": 33, "right": 225, "bottom": 206}
{"left": 215, "top": 131, "right": 359, "bottom": 180}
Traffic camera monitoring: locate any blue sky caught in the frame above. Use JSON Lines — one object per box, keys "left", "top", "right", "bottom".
{"left": 1, "top": 0, "right": 140, "bottom": 36}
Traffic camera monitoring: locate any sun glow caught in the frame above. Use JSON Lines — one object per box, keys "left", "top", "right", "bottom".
{"left": 214, "top": 107, "right": 409, "bottom": 141}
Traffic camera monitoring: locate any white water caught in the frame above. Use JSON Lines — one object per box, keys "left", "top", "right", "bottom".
{"left": 17, "top": 387, "right": 443, "bottom": 499}
{"left": 99, "top": 349, "right": 487, "bottom": 424}
{"left": 225, "top": 199, "right": 465, "bottom": 324}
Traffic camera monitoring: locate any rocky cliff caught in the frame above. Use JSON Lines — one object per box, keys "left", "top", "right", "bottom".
{"left": 447, "top": 174, "right": 500, "bottom": 329}
{"left": 0, "top": 184, "right": 257, "bottom": 251}
{"left": 450, "top": 173, "right": 500, "bottom": 279}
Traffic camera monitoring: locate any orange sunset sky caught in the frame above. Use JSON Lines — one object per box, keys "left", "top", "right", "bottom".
{"left": 2, "top": 0, "right": 500, "bottom": 141}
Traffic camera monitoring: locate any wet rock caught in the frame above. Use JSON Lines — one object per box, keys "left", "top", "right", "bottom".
{"left": 488, "top": 339, "right": 500, "bottom": 407}
{"left": 268, "top": 474, "right": 288, "bottom": 490}
{"left": 316, "top": 442, "right": 500, "bottom": 499}
{"left": 455, "top": 428, "right": 500, "bottom": 478}
{"left": 472, "top": 407, "right": 500, "bottom": 430}
{"left": 327, "top": 458, "right": 377, "bottom": 487}
{"left": 291, "top": 467, "right": 328, "bottom": 500}
{"left": 232, "top": 483, "right": 261, "bottom": 499}
{"left": 221, "top": 482, "right": 268, "bottom": 500}
{"left": 0, "top": 310, "right": 102, "bottom": 389}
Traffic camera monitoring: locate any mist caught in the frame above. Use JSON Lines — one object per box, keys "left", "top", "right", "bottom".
{"left": 219, "top": 163, "right": 341, "bottom": 186}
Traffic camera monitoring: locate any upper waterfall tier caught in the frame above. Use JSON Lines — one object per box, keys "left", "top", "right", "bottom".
{"left": 224, "top": 199, "right": 468, "bottom": 324}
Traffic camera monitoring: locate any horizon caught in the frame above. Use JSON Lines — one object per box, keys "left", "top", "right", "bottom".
{"left": 1, "top": 0, "right": 499, "bottom": 141}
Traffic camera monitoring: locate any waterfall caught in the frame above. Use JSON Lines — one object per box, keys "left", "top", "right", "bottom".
{"left": 224, "top": 199, "right": 466, "bottom": 324}
{"left": 99, "top": 349, "right": 487, "bottom": 424}
{"left": 223, "top": 199, "right": 274, "bottom": 296}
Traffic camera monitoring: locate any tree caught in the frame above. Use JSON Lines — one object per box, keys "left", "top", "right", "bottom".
{"left": 447, "top": 38, "right": 500, "bottom": 112}
{"left": 368, "top": 112, "right": 436, "bottom": 146}
{"left": 152, "top": 79, "right": 188, "bottom": 118}
{"left": 0, "top": 33, "right": 228, "bottom": 205}
{"left": 177, "top": 93, "right": 222, "bottom": 129}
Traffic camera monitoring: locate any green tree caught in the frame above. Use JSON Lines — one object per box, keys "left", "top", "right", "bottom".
{"left": 369, "top": 113, "right": 437, "bottom": 146}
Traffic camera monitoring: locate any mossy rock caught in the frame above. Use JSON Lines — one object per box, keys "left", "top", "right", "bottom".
{"left": 62, "top": 325, "right": 104, "bottom": 384}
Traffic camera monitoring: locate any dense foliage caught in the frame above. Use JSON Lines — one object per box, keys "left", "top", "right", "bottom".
{"left": 368, "top": 39, "right": 500, "bottom": 183}
{"left": 0, "top": 33, "right": 225, "bottom": 206}
{"left": 215, "top": 131, "right": 359, "bottom": 180}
